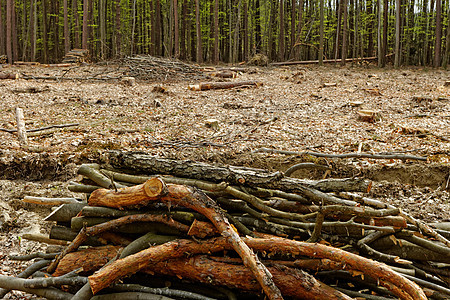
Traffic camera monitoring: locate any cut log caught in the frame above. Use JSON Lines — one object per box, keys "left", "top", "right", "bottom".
{"left": 53, "top": 245, "right": 122, "bottom": 277}
{"left": 107, "top": 151, "right": 370, "bottom": 193}
{"left": 88, "top": 236, "right": 427, "bottom": 300}
{"left": 188, "top": 81, "right": 262, "bottom": 91}
{"left": 144, "top": 255, "right": 352, "bottom": 300}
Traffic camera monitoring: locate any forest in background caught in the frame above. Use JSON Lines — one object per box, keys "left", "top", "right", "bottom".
{"left": 0, "top": 0, "right": 449, "bottom": 67}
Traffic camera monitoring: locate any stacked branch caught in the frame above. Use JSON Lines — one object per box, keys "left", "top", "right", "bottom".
{"left": 1, "top": 152, "right": 449, "bottom": 300}
{"left": 122, "top": 55, "right": 209, "bottom": 81}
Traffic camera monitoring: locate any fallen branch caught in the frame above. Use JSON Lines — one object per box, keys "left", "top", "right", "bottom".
{"left": 254, "top": 147, "right": 428, "bottom": 161}
{"left": 188, "top": 81, "right": 262, "bottom": 91}
{"left": 0, "top": 122, "right": 79, "bottom": 134}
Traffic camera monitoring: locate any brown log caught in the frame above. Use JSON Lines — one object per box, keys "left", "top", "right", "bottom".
{"left": 88, "top": 236, "right": 426, "bottom": 300}
{"left": 53, "top": 245, "right": 122, "bottom": 277}
{"left": 187, "top": 219, "right": 218, "bottom": 238}
{"left": 0, "top": 72, "right": 19, "bottom": 79}
{"left": 188, "top": 81, "right": 262, "bottom": 91}
{"left": 47, "top": 214, "right": 190, "bottom": 274}
{"left": 144, "top": 255, "right": 352, "bottom": 300}
{"left": 88, "top": 179, "right": 283, "bottom": 300}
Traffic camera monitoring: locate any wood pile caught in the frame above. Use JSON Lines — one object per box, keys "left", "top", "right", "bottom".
{"left": 1, "top": 151, "right": 449, "bottom": 300}
{"left": 122, "top": 55, "right": 209, "bottom": 81}
{"left": 62, "top": 49, "right": 90, "bottom": 64}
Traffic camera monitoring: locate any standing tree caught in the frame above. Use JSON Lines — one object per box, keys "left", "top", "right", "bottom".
{"left": 341, "top": 0, "right": 348, "bottom": 65}
{"left": 195, "top": 0, "right": 202, "bottom": 62}
{"left": 174, "top": 0, "right": 180, "bottom": 58}
{"left": 64, "top": 0, "right": 70, "bottom": 54}
{"left": 443, "top": 5, "right": 450, "bottom": 68}
{"left": 99, "top": 0, "right": 106, "bottom": 58}
{"left": 279, "top": 0, "right": 285, "bottom": 61}
{"left": 394, "top": 0, "right": 401, "bottom": 67}
{"left": 82, "top": 0, "right": 88, "bottom": 49}
{"left": 0, "top": 0, "right": 4, "bottom": 55}
{"left": 319, "top": 0, "right": 324, "bottom": 64}
{"left": 434, "top": 0, "right": 442, "bottom": 67}
{"left": 72, "top": 0, "right": 80, "bottom": 49}
{"left": 6, "top": 0, "right": 12, "bottom": 63}
{"left": 377, "top": 0, "right": 382, "bottom": 66}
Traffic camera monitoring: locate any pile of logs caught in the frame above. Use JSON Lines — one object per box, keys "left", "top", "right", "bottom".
{"left": 62, "top": 49, "right": 90, "bottom": 64}
{"left": 123, "top": 55, "right": 209, "bottom": 81}
{"left": 1, "top": 151, "right": 450, "bottom": 300}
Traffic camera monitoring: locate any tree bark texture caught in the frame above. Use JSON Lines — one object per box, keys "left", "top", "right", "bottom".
{"left": 107, "top": 151, "right": 369, "bottom": 193}
{"left": 88, "top": 236, "right": 427, "bottom": 300}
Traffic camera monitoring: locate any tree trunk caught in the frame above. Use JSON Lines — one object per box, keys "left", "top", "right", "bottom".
{"left": 278, "top": 0, "right": 285, "bottom": 61}
{"left": 42, "top": 0, "right": 48, "bottom": 63}
{"left": 174, "top": 0, "right": 179, "bottom": 58}
{"left": 319, "top": 0, "right": 324, "bottom": 64}
{"left": 155, "top": 0, "right": 162, "bottom": 56}
{"left": 394, "top": 0, "right": 401, "bottom": 67}
{"left": 180, "top": 0, "right": 188, "bottom": 59}
{"left": 82, "top": 0, "right": 88, "bottom": 49}
{"left": 114, "top": 0, "right": 121, "bottom": 56}
{"left": 255, "top": 0, "right": 261, "bottom": 52}
{"left": 341, "top": 0, "right": 348, "bottom": 65}
{"left": 434, "top": 0, "right": 442, "bottom": 67}
{"left": 367, "top": 0, "right": 374, "bottom": 56}
{"left": 10, "top": 0, "right": 16, "bottom": 62}
{"left": 296, "top": 0, "right": 304, "bottom": 59}
{"left": 99, "top": 0, "right": 106, "bottom": 59}
{"left": 243, "top": 0, "right": 248, "bottom": 61}
{"left": 334, "top": 0, "right": 342, "bottom": 60}
{"left": 443, "top": 4, "right": 450, "bottom": 68}
{"left": 290, "top": 0, "right": 295, "bottom": 58}
{"left": 382, "top": 0, "right": 388, "bottom": 66}
{"left": 377, "top": 0, "right": 382, "bottom": 66}
{"left": 422, "top": 0, "right": 428, "bottom": 65}
{"left": 195, "top": 0, "right": 202, "bottom": 62}
{"left": 232, "top": 0, "right": 241, "bottom": 63}
{"left": 64, "top": 0, "right": 70, "bottom": 54}
{"left": 72, "top": 0, "right": 80, "bottom": 49}
{"left": 6, "top": 0, "right": 12, "bottom": 63}
{"left": 131, "top": 0, "right": 136, "bottom": 55}
{"left": 30, "top": 0, "right": 36, "bottom": 61}
{"left": 0, "top": 0, "right": 4, "bottom": 55}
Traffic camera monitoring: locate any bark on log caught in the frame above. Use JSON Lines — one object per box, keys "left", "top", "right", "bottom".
{"left": 53, "top": 245, "right": 122, "bottom": 277}
{"left": 188, "top": 81, "right": 262, "bottom": 91}
{"left": 107, "top": 151, "right": 369, "bottom": 193}
{"left": 44, "top": 203, "right": 87, "bottom": 222}
{"left": 143, "top": 255, "right": 352, "bottom": 300}
{"left": 88, "top": 236, "right": 427, "bottom": 300}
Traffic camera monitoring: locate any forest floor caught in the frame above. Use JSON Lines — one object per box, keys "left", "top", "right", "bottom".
{"left": 0, "top": 61, "right": 449, "bottom": 299}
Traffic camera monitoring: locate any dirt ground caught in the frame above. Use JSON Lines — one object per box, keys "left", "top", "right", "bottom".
{"left": 0, "top": 62, "right": 449, "bottom": 299}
